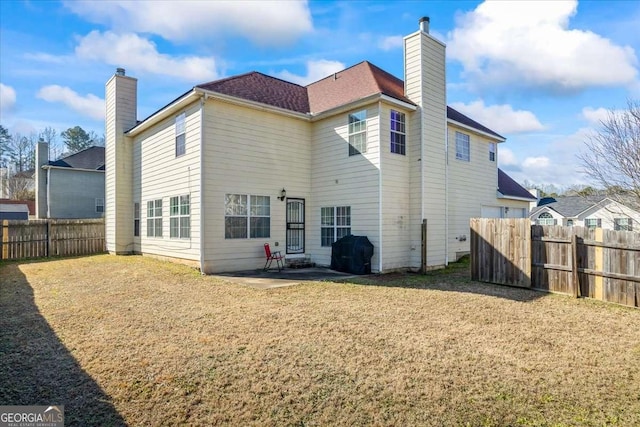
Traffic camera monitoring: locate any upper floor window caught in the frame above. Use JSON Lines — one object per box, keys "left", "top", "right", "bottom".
{"left": 537, "top": 212, "right": 556, "bottom": 226}
{"left": 455, "top": 131, "right": 470, "bottom": 161}
{"left": 348, "top": 110, "right": 367, "bottom": 156}
{"left": 225, "top": 194, "right": 270, "bottom": 239}
{"left": 614, "top": 218, "right": 633, "bottom": 231}
{"left": 489, "top": 142, "right": 496, "bottom": 162}
{"left": 170, "top": 195, "right": 191, "bottom": 238}
{"left": 175, "top": 112, "right": 186, "bottom": 157}
{"left": 390, "top": 110, "right": 406, "bottom": 155}
{"left": 585, "top": 218, "right": 602, "bottom": 229}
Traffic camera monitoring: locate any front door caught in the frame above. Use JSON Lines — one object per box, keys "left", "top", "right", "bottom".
{"left": 286, "top": 198, "right": 305, "bottom": 254}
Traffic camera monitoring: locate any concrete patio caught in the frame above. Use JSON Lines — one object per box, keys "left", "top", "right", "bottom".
{"left": 211, "top": 267, "right": 358, "bottom": 289}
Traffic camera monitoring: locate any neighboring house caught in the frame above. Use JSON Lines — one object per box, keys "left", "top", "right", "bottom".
{"left": 477, "top": 168, "right": 536, "bottom": 220}
{"left": 0, "top": 201, "right": 30, "bottom": 220}
{"left": 0, "top": 198, "right": 36, "bottom": 218}
{"left": 530, "top": 195, "right": 640, "bottom": 231}
{"left": 35, "top": 143, "right": 105, "bottom": 219}
{"left": 105, "top": 17, "right": 517, "bottom": 273}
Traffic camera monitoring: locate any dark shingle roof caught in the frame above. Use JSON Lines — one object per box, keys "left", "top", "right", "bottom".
{"left": 530, "top": 195, "right": 608, "bottom": 217}
{"left": 498, "top": 169, "right": 536, "bottom": 200}
{"left": 197, "top": 72, "right": 309, "bottom": 114}
{"left": 49, "top": 146, "right": 105, "bottom": 170}
{"left": 191, "top": 62, "right": 503, "bottom": 139}
{"left": 447, "top": 107, "right": 505, "bottom": 140}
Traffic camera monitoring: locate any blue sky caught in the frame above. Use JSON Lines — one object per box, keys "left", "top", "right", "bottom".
{"left": 1, "top": 0, "right": 639, "bottom": 188}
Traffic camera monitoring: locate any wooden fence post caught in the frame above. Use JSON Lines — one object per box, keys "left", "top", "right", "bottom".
{"left": 594, "top": 228, "right": 604, "bottom": 301}
{"left": 2, "top": 220, "right": 8, "bottom": 260}
{"left": 46, "top": 220, "right": 51, "bottom": 258}
{"left": 571, "top": 234, "right": 580, "bottom": 298}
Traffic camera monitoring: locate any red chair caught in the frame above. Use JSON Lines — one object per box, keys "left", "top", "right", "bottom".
{"left": 263, "top": 243, "right": 284, "bottom": 272}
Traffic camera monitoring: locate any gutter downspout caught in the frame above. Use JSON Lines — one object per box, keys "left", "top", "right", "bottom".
{"left": 444, "top": 115, "right": 449, "bottom": 266}
{"left": 199, "top": 95, "right": 206, "bottom": 274}
{"left": 378, "top": 101, "right": 383, "bottom": 273}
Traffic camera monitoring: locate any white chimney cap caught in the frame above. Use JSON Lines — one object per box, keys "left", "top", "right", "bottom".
{"left": 116, "top": 68, "right": 126, "bottom": 76}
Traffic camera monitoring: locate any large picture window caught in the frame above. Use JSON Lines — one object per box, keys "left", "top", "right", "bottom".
{"left": 170, "top": 195, "right": 190, "bottom": 238}
{"left": 455, "top": 131, "right": 470, "bottom": 161}
{"left": 321, "top": 206, "right": 351, "bottom": 247}
{"left": 390, "top": 110, "right": 406, "bottom": 155}
{"left": 225, "top": 194, "right": 270, "bottom": 239}
{"left": 536, "top": 212, "right": 556, "bottom": 226}
{"left": 175, "top": 112, "right": 186, "bottom": 157}
{"left": 147, "top": 199, "right": 162, "bottom": 237}
{"left": 348, "top": 110, "right": 367, "bottom": 156}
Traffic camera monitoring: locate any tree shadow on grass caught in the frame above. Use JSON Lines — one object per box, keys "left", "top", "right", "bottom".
{"left": 0, "top": 262, "right": 126, "bottom": 426}
{"left": 341, "top": 257, "right": 546, "bottom": 303}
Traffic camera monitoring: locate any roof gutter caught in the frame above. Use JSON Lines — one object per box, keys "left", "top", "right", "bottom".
{"left": 127, "top": 89, "right": 203, "bottom": 136}
{"left": 448, "top": 119, "right": 506, "bottom": 142}
{"left": 196, "top": 88, "right": 310, "bottom": 121}
{"left": 41, "top": 165, "right": 104, "bottom": 173}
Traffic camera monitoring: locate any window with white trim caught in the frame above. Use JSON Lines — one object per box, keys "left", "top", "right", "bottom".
{"left": 147, "top": 199, "right": 162, "bottom": 237}
{"left": 321, "top": 206, "right": 351, "bottom": 247}
{"left": 585, "top": 218, "right": 602, "bottom": 229}
{"left": 95, "top": 198, "right": 104, "bottom": 213}
{"left": 224, "top": 194, "right": 270, "bottom": 239}
{"left": 348, "top": 110, "right": 367, "bottom": 156}
{"left": 489, "top": 143, "right": 496, "bottom": 162}
{"left": 175, "top": 112, "right": 186, "bottom": 157}
{"left": 134, "top": 202, "right": 140, "bottom": 237}
{"left": 537, "top": 212, "right": 556, "bottom": 225}
{"left": 390, "top": 110, "right": 406, "bottom": 155}
{"left": 455, "top": 131, "right": 470, "bottom": 161}
{"left": 614, "top": 218, "right": 633, "bottom": 231}
{"left": 170, "top": 195, "right": 190, "bottom": 238}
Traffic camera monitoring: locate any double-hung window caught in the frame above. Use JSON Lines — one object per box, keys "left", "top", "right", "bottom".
{"left": 614, "top": 218, "right": 633, "bottom": 231}
{"left": 489, "top": 142, "right": 496, "bottom": 162}
{"left": 455, "top": 131, "right": 470, "bottom": 161}
{"left": 321, "top": 206, "right": 351, "bottom": 247}
{"left": 585, "top": 218, "right": 602, "bottom": 229}
{"left": 390, "top": 110, "right": 406, "bottom": 155}
{"left": 175, "top": 112, "right": 186, "bottom": 157}
{"left": 147, "top": 199, "right": 163, "bottom": 237}
{"left": 95, "top": 198, "right": 104, "bottom": 213}
{"left": 348, "top": 110, "right": 367, "bottom": 156}
{"left": 225, "top": 194, "right": 270, "bottom": 239}
{"left": 170, "top": 195, "right": 190, "bottom": 238}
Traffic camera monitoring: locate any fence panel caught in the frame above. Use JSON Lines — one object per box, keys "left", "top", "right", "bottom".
{"left": 1, "top": 219, "right": 105, "bottom": 260}
{"left": 471, "top": 218, "right": 639, "bottom": 308}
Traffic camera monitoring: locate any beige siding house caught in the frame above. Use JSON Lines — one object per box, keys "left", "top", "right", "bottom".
{"left": 105, "top": 17, "right": 522, "bottom": 274}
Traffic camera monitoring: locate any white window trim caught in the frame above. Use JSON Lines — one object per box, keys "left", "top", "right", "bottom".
{"left": 348, "top": 110, "right": 367, "bottom": 156}
{"left": 614, "top": 217, "right": 633, "bottom": 231}
{"left": 321, "top": 206, "right": 351, "bottom": 247}
{"left": 390, "top": 110, "right": 406, "bottom": 155}
{"left": 170, "top": 194, "right": 191, "bottom": 239}
{"left": 224, "top": 194, "right": 271, "bottom": 239}
{"left": 147, "top": 199, "right": 163, "bottom": 237}
{"left": 489, "top": 142, "right": 496, "bottom": 162}
{"left": 175, "top": 112, "right": 186, "bottom": 157}
{"left": 455, "top": 131, "right": 470, "bottom": 161}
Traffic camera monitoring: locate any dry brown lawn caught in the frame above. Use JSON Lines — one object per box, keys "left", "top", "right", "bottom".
{"left": 1, "top": 255, "right": 639, "bottom": 426}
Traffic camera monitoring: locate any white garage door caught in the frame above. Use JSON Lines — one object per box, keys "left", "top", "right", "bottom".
{"left": 481, "top": 206, "right": 502, "bottom": 218}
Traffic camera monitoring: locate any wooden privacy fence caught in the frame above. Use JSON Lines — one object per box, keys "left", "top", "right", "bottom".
{"left": 470, "top": 218, "right": 640, "bottom": 308}
{"left": 1, "top": 219, "right": 105, "bottom": 260}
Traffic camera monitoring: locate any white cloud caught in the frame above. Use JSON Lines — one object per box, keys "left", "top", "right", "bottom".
{"left": 581, "top": 107, "right": 610, "bottom": 125}
{"left": 448, "top": 0, "right": 638, "bottom": 93}
{"left": 0, "top": 83, "right": 17, "bottom": 114}
{"left": 498, "top": 147, "right": 518, "bottom": 166}
{"left": 75, "top": 31, "right": 218, "bottom": 82}
{"left": 64, "top": 0, "right": 312, "bottom": 46}
{"left": 37, "top": 85, "right": 105, "bottom": 120}
{"left": 523, "top": 156, "right": 551, "bottom": 169}
{"left": 277, "top": 60, "right": 345, "bottom": 85}
{"left": 450, "top": 100, "right": 544, "bottom": 134}
{"left": 378, "top": 35, "right": 403, "bottom": 51}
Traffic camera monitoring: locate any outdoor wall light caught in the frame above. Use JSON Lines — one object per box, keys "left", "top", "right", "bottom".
{"left": 278, "top": 188, "right": 287, "bottom": 201}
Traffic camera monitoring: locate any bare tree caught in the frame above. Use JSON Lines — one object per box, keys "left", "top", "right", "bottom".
{"left": 6, "top": 171, "right": 35, "bottom": 200}
{"left": 578, "top": 99, "right": 640, "bottom": 210}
